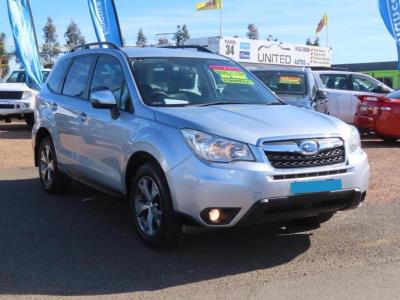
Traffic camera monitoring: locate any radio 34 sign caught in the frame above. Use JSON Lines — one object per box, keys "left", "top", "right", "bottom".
{"left": 219, "top": 37, "right": 332, "bottom": 68}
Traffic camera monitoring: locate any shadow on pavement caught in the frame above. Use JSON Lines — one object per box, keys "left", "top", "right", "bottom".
{"left": 0, "top": 123, "right": 32, "bottom": 140}
{"left": 361, "top": 135, "right": 399, "bottom": 149}
{"left": 0, "top": 178, "right": 311, "bottom": 296}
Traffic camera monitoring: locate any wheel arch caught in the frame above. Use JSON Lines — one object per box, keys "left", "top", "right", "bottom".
{"left": 34, "top": 127, "right": 52, "bottom": 166}
{"left": 124, "top": 151, "right": 165, "bottom": 196}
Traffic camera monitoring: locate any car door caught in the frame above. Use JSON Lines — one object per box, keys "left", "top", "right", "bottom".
{"left": 51, "top": 55, "right": 96, "bottom": 168}
{"left": 318, "top": 73, "right": 353, "bottom": 123}
{"left": 73, "top": 54, "right": 135, "bottom": 192}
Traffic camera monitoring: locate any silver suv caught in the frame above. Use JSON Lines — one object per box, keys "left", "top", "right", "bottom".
{"left": 33, "top": 43, "right": 370, "bottom": 246}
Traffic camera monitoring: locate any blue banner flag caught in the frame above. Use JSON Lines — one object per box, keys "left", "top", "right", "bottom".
{"left": 7, "top": 0, "right": 43, "bottom": 90}
{"left": 88, "top": 0, "right": 123, "bottom": 47}
{"left": 378, "top": 0, "right": 400, "bottom": 69}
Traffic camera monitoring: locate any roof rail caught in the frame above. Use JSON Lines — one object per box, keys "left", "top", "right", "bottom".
{"left": 71, "top": 42, "right": 120, "bottom": 52}
{"left": 160, "top": 45, "right": 214, "bottom": 54}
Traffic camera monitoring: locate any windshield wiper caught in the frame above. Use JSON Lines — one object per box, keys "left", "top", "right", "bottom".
{"left": 197, "top": 101, "right": 258, "bottom": 107}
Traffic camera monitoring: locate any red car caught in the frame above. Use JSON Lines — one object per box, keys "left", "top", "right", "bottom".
{"left": 355, "top": 91, "right": 400, "bottom": 142}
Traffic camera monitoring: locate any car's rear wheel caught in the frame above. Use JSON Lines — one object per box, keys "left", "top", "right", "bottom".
{"left": 130, "top": 162, "right": 181, "bottom": 247}
{"left": 295, "top": 212, "right": 335, "bottom": 227}
{"left": 24, "top": 114, "right": 34, "bottom": 126}
{"left": 38, "top": 137, "right": 71, "bottom": 194}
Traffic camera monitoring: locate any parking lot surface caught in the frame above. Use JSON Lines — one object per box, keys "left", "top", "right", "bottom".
{"left": 0, "top": 122, "right": 399, "bottom": 299}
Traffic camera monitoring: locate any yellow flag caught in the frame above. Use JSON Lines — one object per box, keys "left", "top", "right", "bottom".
{"left": 196, "top": 0, "right": 222, "bottom": 11}
{"left": 316, "top": 13, "right": 328, "bottom": 35}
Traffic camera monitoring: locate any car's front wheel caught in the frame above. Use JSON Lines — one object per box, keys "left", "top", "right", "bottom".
{"left": 38, "top": 137, "right": 71, "bottom": 194}
{"left": 130, "top": 162, "right": 181, "bottom": 247}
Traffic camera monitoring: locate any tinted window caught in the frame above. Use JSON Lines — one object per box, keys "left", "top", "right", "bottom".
{"left": 254, "top": 71, "right": 307, "bottom": 95}
{"left": 6, "top": 71, "right": 26, "bottom": 83}
{"left": 132, "top": 58, "right": 280, "bottom": 107}
{"left": 6, "top": 70, "right": 51, "bottom": 84}
{"left": 63, "top": 56, "right": 95, "bottom": 99}
{"left": 320, "top": 74, "right": 349, "bottom": 90}
{"left": 47, "top": 59, "right": 70, "bottom": 93}
{"left": 351, "top": 74, "right": 390, "bottom": 93}
{"left": 90, "top": 55, "right": 132, "bottom": 112}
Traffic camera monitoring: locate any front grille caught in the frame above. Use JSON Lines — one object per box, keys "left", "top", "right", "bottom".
{"left": 265, "top": 146, "right": 346, "bottom": 169}
{"left": 0, "top": 104, "right": 15, "bottom": 109}
{"left": 273, "top": 169, "right": 347, "bottom": 180}
{"left": 0, "top": 91, "right": 23, "bottom": 100}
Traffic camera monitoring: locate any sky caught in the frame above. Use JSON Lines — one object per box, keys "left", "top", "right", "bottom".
{"left": 0, "top": 0, "right": 397, "bottom": 65}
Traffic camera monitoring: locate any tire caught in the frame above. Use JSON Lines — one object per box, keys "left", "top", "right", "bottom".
{"left": 24, "top": 114, "right": 34, "bottom": 126}
{"left": 130, "top": 162, "right": 181, "bottom": 247}
{"left": 38, "top": 136, "right": 71, "bottom": 194}
{"left": 295, "top": 212, "right": 335, "bottom": 227}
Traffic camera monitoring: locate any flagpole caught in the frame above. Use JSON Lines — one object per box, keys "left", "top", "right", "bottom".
{"left": 326, "top": 22, "right": 329, "bottom": 47}
{"left": 219, "top": 7, "right": 222, "bottom": 37}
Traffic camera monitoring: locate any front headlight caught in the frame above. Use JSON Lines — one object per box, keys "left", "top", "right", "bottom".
{"left": 181, "top": 129, "right": 255, "bottom": 163}
{"left": 22, "top": 91, "right": 35, "bottom": 100}
{"left": 347, "top": 126, "right": 362, "bottom": 153}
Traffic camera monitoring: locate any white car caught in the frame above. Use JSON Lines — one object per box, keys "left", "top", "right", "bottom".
{"left": 313, "top": 71, "right": 393, "bottom": 124}
{"left": 0, "top": 69, "right": 50, "bottom": 125}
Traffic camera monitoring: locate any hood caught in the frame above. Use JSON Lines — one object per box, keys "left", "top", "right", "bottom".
{"left": 154, "top": 104, "right": 348, "bottom": 145}
{"left": 0, "top": 83, "right": 31, "bottom": 92}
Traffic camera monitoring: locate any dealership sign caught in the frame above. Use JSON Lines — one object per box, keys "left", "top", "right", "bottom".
{"left": 219, "top": 37, "right": 332, "bottom": 67}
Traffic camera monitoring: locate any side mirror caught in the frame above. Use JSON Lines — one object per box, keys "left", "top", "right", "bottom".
{"left": 316, "top": 90, "right": 328, "bottom": 100}
{"left": 90, "top": 89, "right": 120, "bottom": 119}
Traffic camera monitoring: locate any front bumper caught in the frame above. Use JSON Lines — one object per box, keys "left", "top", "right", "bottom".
{"left": 0, "top": 100, "right": 34, "bottom": 116}
{"left": 239, "top": 189, "right": 365, "bottom": 225}
{"left": 167, "top": 150, "right": 370, "bottom": 228}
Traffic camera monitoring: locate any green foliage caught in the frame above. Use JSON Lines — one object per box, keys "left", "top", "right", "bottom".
{"left": 174, "top": 25, "right": 190, "bottom": 46}
{"left": 0, "top": 33, "right": 9, "bottom": 79}
{"left": 64, "top": 20, "right": 86, "bottom": 50}
{"left": 136, "top": 28, "right": 147, "bottom": 47}
{"left": 41, "top": 17, "right": 61, "bottom": 65}
{"left": 247, "top": 24, "right": 259, "bottom": 40}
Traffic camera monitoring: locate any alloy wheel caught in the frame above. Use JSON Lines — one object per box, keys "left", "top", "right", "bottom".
{"left": 39, "top": 145, "right": 55, "bottom": 187}
{"left": 134, "top": 176, "right": 162, "bottom": 237}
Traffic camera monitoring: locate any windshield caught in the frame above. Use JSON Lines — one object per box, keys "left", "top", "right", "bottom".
{"left": 131, "top": 57, "right": 281, "bottom": 107}
{"left": 253, "top": 70, "right": 307, "bottom": 96}
{"left": 5, "top": 71, "right": 50, "bottom": 83}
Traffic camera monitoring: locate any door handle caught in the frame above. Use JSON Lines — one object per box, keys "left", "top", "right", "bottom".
{"left": 78, "top": 112, "right": 88, "bottom": 122}
{"left": 50, "top": 102, "right": 58, "bottom": 111}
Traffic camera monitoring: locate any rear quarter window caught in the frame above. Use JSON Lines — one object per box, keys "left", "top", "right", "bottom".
{"left": 47, "top": 59, "right": 71, "bottom": 94}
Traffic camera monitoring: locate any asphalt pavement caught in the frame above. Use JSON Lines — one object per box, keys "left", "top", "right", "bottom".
{"left": 0, "top": 122, "right": 399, "bottom": 300}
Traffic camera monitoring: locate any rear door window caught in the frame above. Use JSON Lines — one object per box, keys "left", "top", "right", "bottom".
{"left": 320, "top": 74, "right": 349, "bottom": 90}
{"left": 63, "top": 56, "right": 95, "bottom": 99}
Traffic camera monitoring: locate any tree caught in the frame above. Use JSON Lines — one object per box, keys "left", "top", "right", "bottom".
{"left": 0, "top": 33, "right": 9, "bottom": 79}
{"left": 41, "top": 17, "right": 61, "bottom": 65}
{"left": 64, "top": 20, "right": 85, "bottom": 50}
{"left": 158, "top": 38, "right": 170, "bottom": 46}
{"left": 174, "top": 25, "right": 190, "bottom": 46}
{"left": 246, "top": 24, "right": 259, "bottom": 40}
{"left": 306, "top": 37, "right": 320, "bottom": 46}
{"left": 136, "top": 28, "right": 147, "bottom": 47}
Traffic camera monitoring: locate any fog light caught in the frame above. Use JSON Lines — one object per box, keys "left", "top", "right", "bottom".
{"left": 209, "top": 209, "right": 221, "bottom": 223}
{"left": 22, "top": 103, "right": 30, "bottom": 108}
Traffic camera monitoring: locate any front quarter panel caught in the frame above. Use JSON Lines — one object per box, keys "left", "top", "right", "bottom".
{"left": 122, "top": 120, "right": 193, "bottom": 193}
